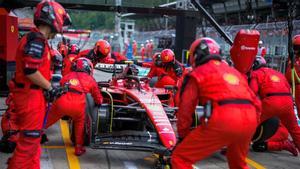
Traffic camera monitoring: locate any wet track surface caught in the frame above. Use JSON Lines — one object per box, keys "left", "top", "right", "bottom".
{"left": 1, "top": 69, "right": 300, "bottom": 169}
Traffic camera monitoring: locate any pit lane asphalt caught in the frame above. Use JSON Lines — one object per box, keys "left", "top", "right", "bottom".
{"left": 1, "top": 69, "right": 300, "bottom": 169}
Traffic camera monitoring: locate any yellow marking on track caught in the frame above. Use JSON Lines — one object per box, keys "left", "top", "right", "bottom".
{"left": 42, "top": 145, "right": 65, "bottom": 149}
{"left": 60, "top": 120, "right": 81, "bottom": 169}
{"left": 246, "top": 157, "right": 266, "bottom": 169}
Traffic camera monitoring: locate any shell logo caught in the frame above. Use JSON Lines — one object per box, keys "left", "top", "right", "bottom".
{"left": 169, "top": 140, "right": 174, "bottom": 146}
{"left": 213, "top": 60, "right": 221, "bottom": 65}
{"left": 271, "top": 75, "right": 280, "bottom": 82}
{"left": 223, "top": 73, "right": 239, "bottom": 85}
{"left": 164, "top": 54, "right": 169, "bottom": 61}
{"left": 69, "top": 79, "right": 79, "bottom": 86}
{"left": 58, "top": 8, "right": 63, "bottom": 15}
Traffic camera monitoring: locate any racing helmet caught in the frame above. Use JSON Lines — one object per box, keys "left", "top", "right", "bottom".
{"left": 69, "top": 44, "right": 80, "bottom": 54}
{"left": 94, "top": 40, "right": 111, "bottom": 59}
{"left": 34, "top": 0, "right": 72, "bottom": 33}
{"left": 71, "top": 57, "right": 93, "bottom": 75}
{"left": 293, "top": 35, "right": 300, "bottom": 55}
{"left": 253, "top": 56, "right": 267, "bottom": 70}
{"left": 189, "top": 37, "right": 221, "bottom": 68}
{"left": 161, "top": 49, "right": 175, "bottom": 63}
{"left": 124, "top": 64, "right": 139, "bottom": 76}
{"left": 152, "top": 52, "right": 162, "bottom": 67}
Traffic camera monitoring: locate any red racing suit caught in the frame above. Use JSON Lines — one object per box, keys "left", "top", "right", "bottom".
{"left": 62, "top": 53, "right": 78, "bottom": 76}
{"left": 1, "top": 92, "right": 18, "bottom": 143}
{"left": 140, "top": 47, "right": 145, "bottom": 60}
{"left": 110, "top": 52, "right": 127, "bottom": 63}
{"left": 78, "top": 49, "right": 115, "bottom": 66}
{"left": 8, "top": 28, "right": 51, "bottom": 169}
{"left": 172, "top": 59, "right": 259, "bottom": 169}
{"left": 285, "top": 57, "right": 300, "bottom": 117}
{"left": 46, "top": 72, "right": 102, "bottom": 146}
{"left": 266, "top": 123, "right": 297, "bottom": 156}
{"left": 147, "top": 61, "right": 185, "bottom": 88}
{"left": 250, "top": 67, "right": 300, "bottom": 151}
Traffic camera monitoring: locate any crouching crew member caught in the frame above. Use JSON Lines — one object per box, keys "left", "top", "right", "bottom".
{"left": 62, "top": 44, "right": 80, "bottom": 76}
{"left": 171, "top": 37, "right": 260, "bottom": 169}
{"left": 78, "top": 39, "right": 115, "bottom": 66}
{"left": 45, "top": 58, "right": 103, "bottom": 156}
{"left": 250, "top": 56, "right": 300, "bottom": 154}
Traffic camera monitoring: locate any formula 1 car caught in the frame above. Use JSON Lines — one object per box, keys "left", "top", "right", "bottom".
{"left": 69, "top": 63, "right": 179, "bottom": 168}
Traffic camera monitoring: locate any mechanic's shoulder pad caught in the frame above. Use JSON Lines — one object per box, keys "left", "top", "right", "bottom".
{"left": 24, "top": 32, "right": 46, "bottom": 59}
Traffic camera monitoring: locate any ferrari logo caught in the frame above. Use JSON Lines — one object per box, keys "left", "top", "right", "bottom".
{"left": 11, "top": 26, "right": 14, "bottom": 33}
{"left": 169, "top": 141, "right": 174, "bottom": 146}
{"left": 69, "top": 79, "right": 79, "bottom": 86}
{"left": 47, "top": 53, "right": 51, "bottom": 60}
{"left": 223, "top": 73, "right": 239, "bottom": 85}
{"left": 271, "top": 75, "right": 280, "bottom": 82}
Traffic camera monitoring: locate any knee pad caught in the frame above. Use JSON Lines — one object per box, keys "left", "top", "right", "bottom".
{"left": 22, "top": 130, "right": 41, "bottom": 138}
{"left": 252, "top": 142, "right": 268, "bottom": 152}
{"left": 252, "top": 117, "right": 279, "bottom": 143}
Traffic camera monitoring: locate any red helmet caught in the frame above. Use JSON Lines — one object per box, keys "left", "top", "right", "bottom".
{"left": 161, "top": 49, "right": 175, "bottom": 63}
{"left": 71, "top": 58, "right": 93, "bottom": 75}
{"left": 189, "top": 37, "right": 220, "bottom": 67}
{"left": 94, "top": 40, "right": 111, "bottom": 58}
{"left": 34, "top": 0, "right": 71, "bottom": 33}
{"left": 58, "top": 43, "right": 68, "bottom": 57}
{"left": 293, "top": 35, "right": 300, "bottom": 55}
{"left": 253, "top": 56, "right": 266, "bottom": 70}
{"left": 69, "top": 44, "right": 79, "bottom": 54}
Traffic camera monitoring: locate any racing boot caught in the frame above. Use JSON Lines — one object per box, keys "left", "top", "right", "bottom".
{"left": 267, "top": 140, "right": 298, "bottom": 156}
{"left": 75, "top": 144, "right": 86, "bottom": 156}
{"left": 252, "top": 142, "right": 268, "bottom": 152}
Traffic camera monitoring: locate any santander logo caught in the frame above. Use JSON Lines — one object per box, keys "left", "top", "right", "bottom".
{"left": 241, "top": 45, "right": 256, "bottom": 51}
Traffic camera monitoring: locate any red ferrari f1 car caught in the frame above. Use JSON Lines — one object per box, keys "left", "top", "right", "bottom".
{"left": 69, "top": 63, "right": 180, "bottom": 168}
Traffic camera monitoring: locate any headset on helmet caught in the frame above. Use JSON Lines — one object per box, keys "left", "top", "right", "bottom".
{"left": 161, "top": 49, "right": 175, "bottom": 63}
{"left": 71, "top": 58, "right": 93, "bottom": 75}
{"left": 34, "top": 0, "right": 71, "bottom": 33}
{"left": 252, "top": 56, "right": 267, "bottom": 70}
{"left": 152, "top": 52, "right": 162, "bottom": 67}
{"left": 69, "top": 44, "right": 79, "bottom": 54}
{"left": 189, "top": 37, "right": 221, "bottom": 67}
{"left": 94, "top": 40, "right": 111, "bottom": 59}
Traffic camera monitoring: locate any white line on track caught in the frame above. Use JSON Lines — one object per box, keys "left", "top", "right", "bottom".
{"left": 123, "top": 161, "right": 138, "bottom": 169}
{"left": 41, "top": 148, "right": 54, "bottom": 169}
